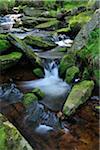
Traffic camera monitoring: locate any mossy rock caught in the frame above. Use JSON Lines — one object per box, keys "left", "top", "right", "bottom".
{"left": 0, "top": 40, "right": 11, "bottom": 53}
{"left": 0, "top": 114, "right": 33, "bottom": 150}
{"left": 23, "top": 93, "right": 38, "bottom": 107}
{"left": 7, "top": 34, "right": 42, "bottom": 65}
{"left": 35, "top": 19, "right": 59, "bottom": 30}
{"left": 0, "top": 52, "right": 22, "bottom": 70}
{"left": 24, "top": 35, "right": 56, "bottom": 50}
{"left": 63, "top": 80, "right": 94, "bottom": 116}
{"left": 59, "top": 54, "right": 75, "bottom": 76}
{"left": 56, "top": 27, "right": 70, "bottom": 34}
{"left": 65, "top": 66, "right": 79, "bottom": 84}
{"left": 32, "top": 88, "right": 45, "bottom": 100}
{"left": 69, "top": 11, "right": 92, "bottom": 28}
{"left": 33, "top": 68, "right": 44, "bottom": 78}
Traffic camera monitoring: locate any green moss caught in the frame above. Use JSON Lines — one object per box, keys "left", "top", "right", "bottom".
{"left": 0, "top": 126, "right": 7, "bottom": 150}
{"left": 63, "top": 80, "right": 94, "bottom": 116}
{"left": 33, "top": 68, "right": 44, "bottom": 78}
{"left": 69, "top": 11, "right": 92, "bottom": 28}
{"left": 0, "top": 52, "right": 22, "bottom": 70}
{"left": 65, "top": 66, "right": 79, "bottom": 84}
{"left": 56, "top": 27, "right": 70, "bottom": 34}
{"left": 59, "top": 54, "right": 75, "bottom": 76}
{"left": 32, "top": 88, "right": 45, "bottom": 100}
{"left": 35, "top": 19, "right": 59, "bottom": 29}
{"left": 24, "top": 35, "right": 56, "bottom": 50}
{"left": 0, "top": 40, "right": 11, "bottom": 52}
{"left": 23, "top": 93, "right": 38, "bottom": 107}
{"left": 82, "top": 68, "right": 90, "bottom": 80}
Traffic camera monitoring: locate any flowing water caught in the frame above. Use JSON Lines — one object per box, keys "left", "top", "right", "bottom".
{"left": 21, "top": 61, "right": 71, "bottom": 111}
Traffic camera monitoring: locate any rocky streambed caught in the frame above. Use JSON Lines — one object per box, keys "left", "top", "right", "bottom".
{"left": 0, "top": 1, "right": 99, "bottom": 150}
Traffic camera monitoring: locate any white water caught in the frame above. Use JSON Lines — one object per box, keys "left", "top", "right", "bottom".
{"left": 53, "top": 34, "right": 73, "bottom": 47}
{"left": 21, "top": 61, "right": 70, "bottom": 110}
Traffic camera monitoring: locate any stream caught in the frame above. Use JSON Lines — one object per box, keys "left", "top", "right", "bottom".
{"left": 0, "top": 6, "right": 99, "bottom": 150}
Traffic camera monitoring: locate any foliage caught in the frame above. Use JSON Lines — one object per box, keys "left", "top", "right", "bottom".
{"left": 0, "top": 0, "right": 15, "bottom": 13}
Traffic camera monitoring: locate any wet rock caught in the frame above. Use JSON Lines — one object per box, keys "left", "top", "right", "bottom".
{"left": 59, "top": 54, "right": 75, "bottom": 76}
{"left": 35, "top": 19, "right": 59, "bottom": 30}
{"left": 70, "top": 9, "right": 100, "bottom": 51}
{"left": 0, "top": 83, "right": 23, "bottom": 105}
{"left": 22, "top": 15, "right": 56, "bottom": 28}
{"left": 24, "top": 35, "right": 56, "bottom": 50}
{"left": 23, "top": 7, "right": 44, "bottom": 17}
{"left": 0, "top": 52, "right": 22, "bottom": 70}
{"left": 0, "top": 39, "right": 11, "bottom": 53}
{"left": 7, "top": 34, "right": 42, "bottom": 65}
{"left": 65, "top": 66, "right": 79, "bottom": 84}
{"left": 32, "top": 88, "right": 45, "bottom": 100}
{"left": 33, "top": 68, "right": 44, "bottom": 78}
{"left": 63, "top": 80, "right": 94, "bottom": 116}
{"left": 23, "top": 93, "right": 38, "bottom": 107}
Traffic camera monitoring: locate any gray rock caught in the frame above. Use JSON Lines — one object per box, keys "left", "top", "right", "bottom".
{"left": 71, "top": 9, "right": 100, "bottom": 51}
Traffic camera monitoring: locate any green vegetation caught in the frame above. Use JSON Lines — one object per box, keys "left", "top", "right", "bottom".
{"left": 0, "top": 40, "right": 11, "bottom": 52}
{"left": 0, "top": 0, "right": 15, "bottom": 13}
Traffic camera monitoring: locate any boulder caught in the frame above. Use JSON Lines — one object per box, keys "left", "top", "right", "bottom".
{"left": 63, "top": 80, "right": 94, "bottom": 116}
{"left": 59, "top": 54, "right": 75, "bottom": 76}
{"left": 32, "top": 88, "right": 45, "bottom": 100}
{"left": 0, "top": 114, "right": 33, "bottom": 150}
{"left": 33, "top": 68, "right": 44, "bottom": 78}
{"left": 65, "top": 66, "right": 79, "bottom": 84}
{"left": 35, "top": 20, "right": 59, "bottom": 30}
{"left": 23, "top": 7, "right": 44, "bottom": 17}
{"left": 7, "top": 34, "right": 42, "bottom": 65}
{"left": 23, "top": 93, "right": 38, "bottom": 107}
{"left": 24, "top": 35, "right": 56, "bottom": 50}
{"left": 0, "top": 52, "right": 22, "bottom": 70}
{"left": 70, "top": 9, "right": 100, "bottom": 51}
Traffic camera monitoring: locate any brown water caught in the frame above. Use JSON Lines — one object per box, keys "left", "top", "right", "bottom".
{"left": 0, "top": 62, "right": 99, "bottom": 150}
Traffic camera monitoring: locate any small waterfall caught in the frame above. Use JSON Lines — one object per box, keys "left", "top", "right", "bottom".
{"left": 52, "top": 34, "right": 73, "bottom": 47}
{"left": 21, "top": 61, "right": 71, "bottom": 111}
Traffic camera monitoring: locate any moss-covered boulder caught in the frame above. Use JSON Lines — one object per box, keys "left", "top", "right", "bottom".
{"left": 0, "top": 52, "right": 22, "bottom": 70}
{"left": 24, "top": 35, "right": 56, "bottom": 50}
{"left": 33, "top": 68, "right": 44, "bottom": 78}
{"left": 63, "top": 80, "right": 94, "bottom": 116}
{"left": 0, "top": 114, "right": 33, "bottom": 150}
{"left": 35, "top": 19, "right": 59, "bottom": 30}
{"left": 0, "top": 40, "right": 11, "bottom": 53}
{"left": 65, "top": 66, "right": 79, "bottom": 84}
{"left": 7, "top": 34, "right": 42, "bottom": 65}
{"left": 23, "top": 7, "right": 44, "bottom": 17}
{"left": 32, "top": 88, "right": 45, "bottom": 100}
{"left": 23, "top": 93, "right": 38, "bottom": 107}
{"left": 59, "top": 54, "right": 75, "bottom": 76}
{"left": 93, "top": 70, "right": 100, "bottom": 86}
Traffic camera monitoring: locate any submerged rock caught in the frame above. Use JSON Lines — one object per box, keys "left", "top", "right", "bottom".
{"left": 59, "top": 54, "right": 75, "bottom": 76}
{"left": 65, "top": 66, "right": 79, "bottom": 84}
{"left": 63, "top": 80, "right": 94, "bottom": 116}
{"left": 0, "top": 52, "right": 22, "bottom": 70}
{"left": 33, "top": 68, "right": 44, "bottom": 78}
